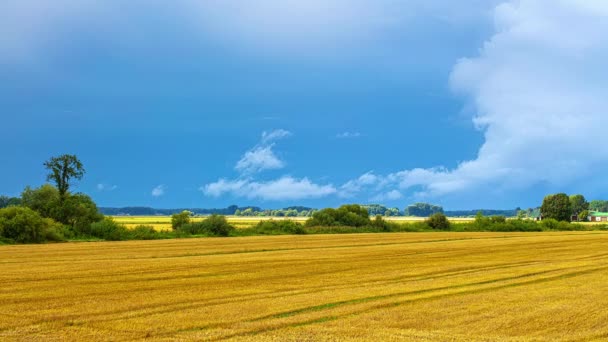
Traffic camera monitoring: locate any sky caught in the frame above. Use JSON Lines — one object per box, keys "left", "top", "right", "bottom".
{"left": 1, "top": 0, "right": 608, "bottom": 210}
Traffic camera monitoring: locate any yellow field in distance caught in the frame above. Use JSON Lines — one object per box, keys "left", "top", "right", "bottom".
{"left": 2, "top": 232, "right": 608, "bottom": 340}
{"left": 111, "top": 215, "right": 476, "bottom": 230}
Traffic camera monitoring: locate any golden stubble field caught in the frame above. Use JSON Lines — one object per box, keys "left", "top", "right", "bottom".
{"left": 2, "top": 232, "right": 608, "bottom": 341}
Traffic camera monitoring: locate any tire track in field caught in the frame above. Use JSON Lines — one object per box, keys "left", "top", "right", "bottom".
{"left": 7, "top": 235, "right": 593, "bottom": 290}
{"left": 3, "top": 241, "right": 549, "bottom": 305}
{"left": 4, "top": 239, "right": 603, "bottom": 322}
{"left": 147, "top": 266, "right": 577, "bottom": 339}
{"left": 0, "top": 259, "right": 549, "bottom": 334}
{"left": 204, "top": 264, "right": 608, "bottom": 341}
{"left": 77, "top": 260, "right": 545, "bottom": 325}
{"left": 247, "top": 266, "right": 580, "bottom": 322}
{"left": 1, "top": 243, "right": 514, "bottom": 304}
{"left": 3, "top": 232, "right": 586, "bottom": 265}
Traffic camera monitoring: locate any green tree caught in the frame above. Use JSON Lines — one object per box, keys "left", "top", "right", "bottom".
{"left": 405, "top": 203, "right": 444, "bottom": 217}
{"left": 21, "top": 184, "right": 61, "bottom": 218}
{"left": 578, "top": 210, "right": 590, "bottom": 222}
{"left": 541, "top": 193, "right": 572, "bottom": 222}
{"left": 285, "top": 209, "right": 298, "bottom": 217}
{"left": 44, "top": 154, "right": 85, "bottom": 200}
{"left": 388, "top": 208, "right": 400, "bottom": 216}
{"left": 58, "top": 193, "right": 103, "bottom": 233}
{"left": 21, "top": 185, "right": 101, "bottom": 231}
{"left": 569, "top": 194, "right": 589, "bottom": 215}
{"left": 426, "top": 213, "right": 450, "bottom": 230}
{"left": 589, "top": 200, "right": 608, "bottom": 212}
{"left": 363, "top": 204, "right": 389, "bottom": 216}
{"left": 0, "top": 196, "right": 21, "bottom": 208}
{"left": 516, "top": 210, "right": 527, "bottom": 220}
{"left": 171, "top": 210, "right": 191, "bottom": 230}
{"left": 0, "top": 196, "right": 8, "bottom": 209}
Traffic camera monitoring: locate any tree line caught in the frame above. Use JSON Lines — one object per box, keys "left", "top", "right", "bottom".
{"left": 539, "top": 193, "right": 590, "bottom": 222}
{"left": 3, "top": 154, "right": 607, "bottom": 245}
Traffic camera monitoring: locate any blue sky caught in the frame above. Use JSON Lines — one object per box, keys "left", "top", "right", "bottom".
{"left": 2, "top": 1, "right": 608, "bottom": 210}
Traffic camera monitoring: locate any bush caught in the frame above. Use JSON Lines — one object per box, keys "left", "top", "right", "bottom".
{"left": 129, "top": 225, "right": 160, "bottom": 240}
{"left": 540, "top": 218, "right": 560, "bottom": 230}
{"left": 474, "top": 212, "right": 491, "bottom": 227}
{"left": 490, "top": 216, "right": 507, "bottom": 224}
{"left": 53, "top": 224, "right": 77, "bottom": 240}
{"left": 426, "top": 213, "right": 450, "bottom": 230}
{"left": 89, "top": 218, "right": 130, "bottom": 241}
{"left": 0, "top": 206, "right": 64, "bottom": 243}
{"left": 43, "top": 218, "right": 67, "bottom": 242}
{"left": 372, "top": 215, "right": 391, "bottom": 231}
{"left": 253, "top": 220, "right": 306, "bottom": 235}
{"left": 202, "top": 215, "right": 234, "bottom": 236}
{"left": 171, "top": 211, "right": 191, "bottom": 230}
{"left": 179, "top": 215, "right": 234, "bottom": 237}
{"left": 177, "top": 222, "right": 205, "bottom": 235}
{"left": 540, "top": 219, "right": 584, "bottom": 231}
{"left": 305, "top": 205, "right": 371, "bottom": 227}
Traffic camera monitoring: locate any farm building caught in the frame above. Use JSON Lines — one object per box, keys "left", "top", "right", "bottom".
{"left": 588, "top": 211, "right": 608, "bottom": 222}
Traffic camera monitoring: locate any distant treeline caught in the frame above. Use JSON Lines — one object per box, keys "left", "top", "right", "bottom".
{"left": 99, "top": 205, "right": 263, "bottom": 216}
{"left": 97, "top": 204, "right": 521, "bottom": 218}
{"left": 444, "top": 209, "right": 519, "bottom": 217}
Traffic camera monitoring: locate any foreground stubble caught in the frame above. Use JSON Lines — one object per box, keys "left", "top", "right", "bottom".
{"left": 1, "top": 232, "right": 608, "bottom": 341}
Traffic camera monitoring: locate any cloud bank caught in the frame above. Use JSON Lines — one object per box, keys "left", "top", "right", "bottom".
{"left": 199, "top": 0, "right": 608, "bottom": 204}
{"left": 348, "top": 0, "right": 608, "bottom": 201}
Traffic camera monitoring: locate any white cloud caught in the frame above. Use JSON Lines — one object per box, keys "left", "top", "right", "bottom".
{"left": 151, "top": 185, "right": 166, "bottom": 197}
{"left": 235, "top": 145, "right": 285, "bottom": 174}
{"left": 202, "top": 177, "right": 336, "bottom": 201}
{"left": 339, "top": 172, "right": 379, "bottom": 198}
{"left": 371, "top": 190, "right": 403, "bottom": 202}
{"left": 336, "top": 131, "right": 362, "bottom": 139}
{"left": 204, "top": 129, "right": 334, "bottom": 201}
{"left": 235, "top": 129, "right": 291, "bottom": 174}
{"left": 97, "top": 183, "right": 117, "bottom": 192}
{"left": 344, "top": 0, "right": 608, "bottom": 201}
{"left": 261, "top": 129, "right": 292, "bottom": 144}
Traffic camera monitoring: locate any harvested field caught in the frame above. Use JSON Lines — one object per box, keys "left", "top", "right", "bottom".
{"left": 1, "top": 232, "right": 608, "bottom": 341}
